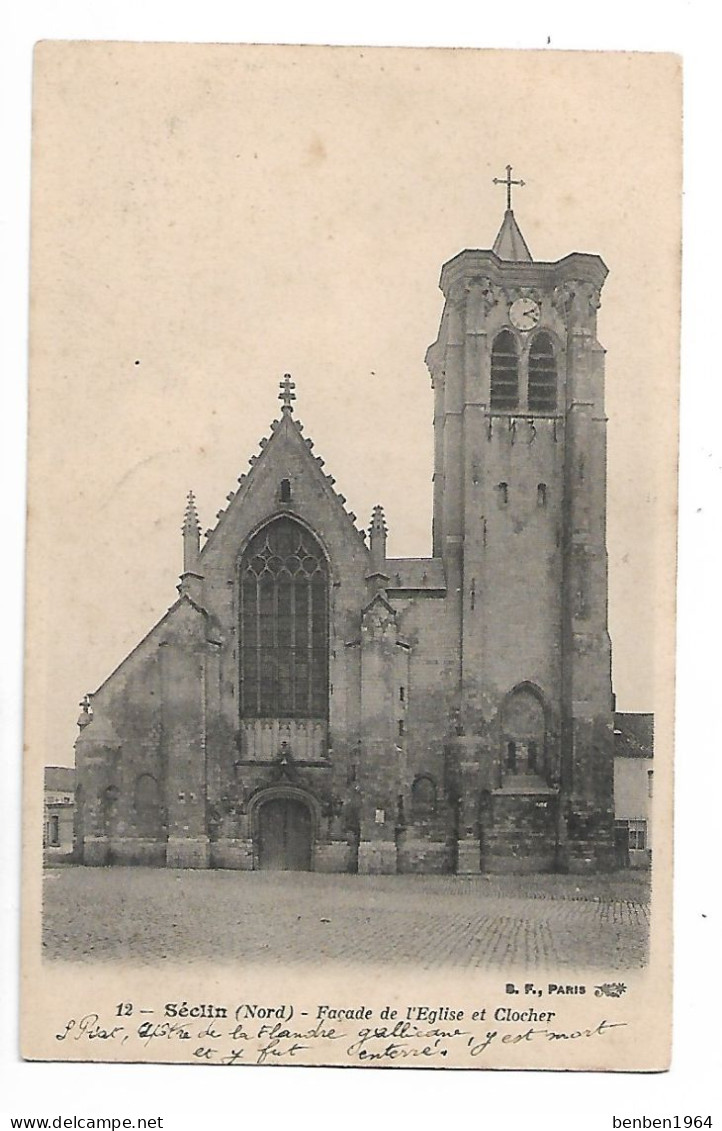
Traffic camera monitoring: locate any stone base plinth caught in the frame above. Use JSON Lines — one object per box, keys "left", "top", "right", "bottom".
{"left": 165, "top": 836, "right": 210, "bottom": 869}
{"left": 210, "top": 839, "right": 254, "bottom": 870}
{"left": 109, "top": 838, "right": 166, "bottom": 866}
{"left": 358, "top": 840, "right": 398, "bottom": 875}
{"left": 314, "top": 843, "right": 350, "bottom": 873}
{"left": 82, "top": 837, "right": 109, "bottom": 866}
{"left": 455, "top": 840, "right": 482, "bottom": 874}
{"left": 483, "top": 853, "right": 556, "bottom": 874}
{"left": 398, "top": 839, "right": 449, "bottom": 874}
{"left": 563, "top": 845, "right": 615, "bottom": 874}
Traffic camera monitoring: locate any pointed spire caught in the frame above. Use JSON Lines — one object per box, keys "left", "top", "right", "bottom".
{"left": 492, "top": 210, "right": 533, "bottom": 262}
{"left": 182, "top": 490, "right": 201, "bottom": 574}
{"left": 369, "top": 504, "right": 388, "bottom": 575}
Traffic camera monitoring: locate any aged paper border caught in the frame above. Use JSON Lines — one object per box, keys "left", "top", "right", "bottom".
{"left": 20, "top": 41, "right": 678, "bottom": 1074}
{"left": 2, "top": 8, "right": 719, "bottom": 1117}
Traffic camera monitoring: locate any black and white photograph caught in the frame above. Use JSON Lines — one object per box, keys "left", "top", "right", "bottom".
{"left": 19, "top": 41, "right": 679, "bottom": 1072}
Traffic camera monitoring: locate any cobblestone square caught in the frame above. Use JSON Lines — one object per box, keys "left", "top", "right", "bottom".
{"left": 42, "top": 867, "right": 650, "bottom": 969}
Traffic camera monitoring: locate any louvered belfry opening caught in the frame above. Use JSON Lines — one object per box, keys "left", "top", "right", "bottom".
{"left": 490, "top": 330, "right": 519, "bottom": 411}
{"left": 528, "top": 332, "right": 558, "bottom": 412}
{"left": 240, "top": 518, "right": 329, "bottom": 719}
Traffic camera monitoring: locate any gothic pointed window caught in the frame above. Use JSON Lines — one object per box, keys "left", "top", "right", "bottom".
{"left": 240, "top": 518, "right": 329, "bottom": 719}
{"left": 528, "top": 332, "right": 557, "bottom": 413}
{"left": 490, "top": 330, "right": 519, "bottom": 411}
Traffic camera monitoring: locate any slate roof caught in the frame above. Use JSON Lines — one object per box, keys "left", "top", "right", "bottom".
{"left": 492, "top": 209, "right": 533, "bottom": 262}
{"left": 614, "top": 713, "right": 654, "bottom": 759}
{"left": 45, "top": 766, "right": 76, "bottom": 791}
{"left": 386, "top": 557, "right": 446, "bottom": 592}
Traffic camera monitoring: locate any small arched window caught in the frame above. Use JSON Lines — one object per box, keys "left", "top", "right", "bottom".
{"left": 528, "top": 332, "right": 557, "bottom": 413}
{"left": 280, "top": 478, "right": 292, "bottom": 503}
{"left": 411, "top": 775, "right": 437, "bottom": 816}
{"left": 490, "top": 330, "right": 519, "bottom": 411}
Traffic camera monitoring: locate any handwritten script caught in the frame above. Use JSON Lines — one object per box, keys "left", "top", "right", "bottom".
{"left": 53, "top": 1000, "right": 627, "bottom": 1065}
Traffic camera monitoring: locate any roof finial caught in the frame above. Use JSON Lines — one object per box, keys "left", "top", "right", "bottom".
{"left": 182, "top": 490, "right": 200, "bottom": 536}
{"left": 493, "top": 163, "right": 525, "bottom": 211}
{"left": 78, "top": 693, "right": 93, "bottom": 729}
{"left": 182, "top": 490, "right": 201, "bottom": 580}
{"left": 279, "top": 373, "right": 296, "bottom": 412}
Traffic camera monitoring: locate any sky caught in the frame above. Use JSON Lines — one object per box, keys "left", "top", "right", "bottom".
{"left": 26, "top": 44, "right": 681, "bottom": 764}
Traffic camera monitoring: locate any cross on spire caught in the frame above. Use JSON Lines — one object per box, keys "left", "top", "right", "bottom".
{"left": 493, "top": 164, "right": 525, "bottom": 211}
{"left": 279, "top": 373, "right": 296, "bottom": 412}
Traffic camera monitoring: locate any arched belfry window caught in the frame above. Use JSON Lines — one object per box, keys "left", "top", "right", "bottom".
{"left": 528, "top": 332, "right": 557, "bottom": 413}
{"left": 240, "top": 518, "right": 329, "bottom": 719}
{"left": 490, "top": 330, "right": 519, "bottom": 411}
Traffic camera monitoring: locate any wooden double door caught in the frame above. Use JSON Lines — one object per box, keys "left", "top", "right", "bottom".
{"left": 257, "top": 797, "right": 312, "bottom": 871}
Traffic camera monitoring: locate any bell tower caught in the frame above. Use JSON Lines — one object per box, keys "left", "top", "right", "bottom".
{"left": 426, "top": 168, "right": 615, "bottom": 873}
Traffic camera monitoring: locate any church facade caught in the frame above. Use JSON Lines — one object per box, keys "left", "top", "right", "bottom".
{"left": 74, "top": 195, "right": 616, "bottom": 874}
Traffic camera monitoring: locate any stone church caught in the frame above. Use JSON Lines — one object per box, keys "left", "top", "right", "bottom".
{"left": 74, "top": 182, "right": 616, "bottom": 874}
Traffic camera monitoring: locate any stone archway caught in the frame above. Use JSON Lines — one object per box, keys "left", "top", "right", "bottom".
{"left": 250, "top": 787, "right": 317, "bottom": 872}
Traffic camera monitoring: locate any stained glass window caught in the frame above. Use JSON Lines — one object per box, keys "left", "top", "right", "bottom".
{"left": 240, "top": 518, "right": 329, "bottom": 718}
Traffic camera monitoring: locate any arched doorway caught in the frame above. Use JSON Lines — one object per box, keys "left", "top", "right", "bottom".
{"left": 257, "top": 796, "right": 313, "bottom": 871}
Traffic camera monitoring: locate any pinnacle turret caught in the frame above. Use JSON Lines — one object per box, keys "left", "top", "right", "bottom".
{"left": 179, "top": 490, "right": 204, "bottom": 602}
{"left": 182, "top": 490, "right": 201, "bottom": 574}
{"left": 368, "top": 505, "right": 388, "bottom": 577}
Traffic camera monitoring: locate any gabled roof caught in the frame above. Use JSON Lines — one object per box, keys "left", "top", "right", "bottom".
{"left": 91, "top": 591, "right": 210, "bottom": 697}
{"left": 199, "top": 399, "right": 366, "bottom": 554}
{"left": 614, "top": 713, "right": 654, "bottom": 759}
{"left": 492, "top": 209, "right": 533, "bottom": 262}
{"left": 361, "top": 590, "right": 397, "bottom": 618}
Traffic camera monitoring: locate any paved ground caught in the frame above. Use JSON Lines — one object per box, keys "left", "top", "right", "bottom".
{"left": 42, "top": 867, "right": 650, "bottom": 969}
{"left": 41, "top": 864, "right": 651, "bottom": 972}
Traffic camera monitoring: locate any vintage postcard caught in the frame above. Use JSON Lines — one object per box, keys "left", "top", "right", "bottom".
{"left": 21, "top": 42, "right": 680, "bottom": 1069}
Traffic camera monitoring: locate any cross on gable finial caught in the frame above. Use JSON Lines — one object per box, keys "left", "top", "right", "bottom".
{"left": 493, "top": 164, "right": 526, "bottom": 211}
{"left": 279, "top": 373, "right": 296, "bottom": 412}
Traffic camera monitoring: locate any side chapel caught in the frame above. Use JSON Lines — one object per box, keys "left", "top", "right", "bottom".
{"left": 74, "top": 175, "right": 616, "bottom": 874}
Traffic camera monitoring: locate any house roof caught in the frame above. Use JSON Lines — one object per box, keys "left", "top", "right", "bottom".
{"left": 45, "top": 766, "right": 75, "bottom": 791}
{"left": 614, "top": 713, "right": 654, "bottom": 759}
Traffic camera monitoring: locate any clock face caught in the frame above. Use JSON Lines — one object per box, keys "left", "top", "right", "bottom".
{"left": 509, "top": 297, "right": 541, "bottom": 331}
